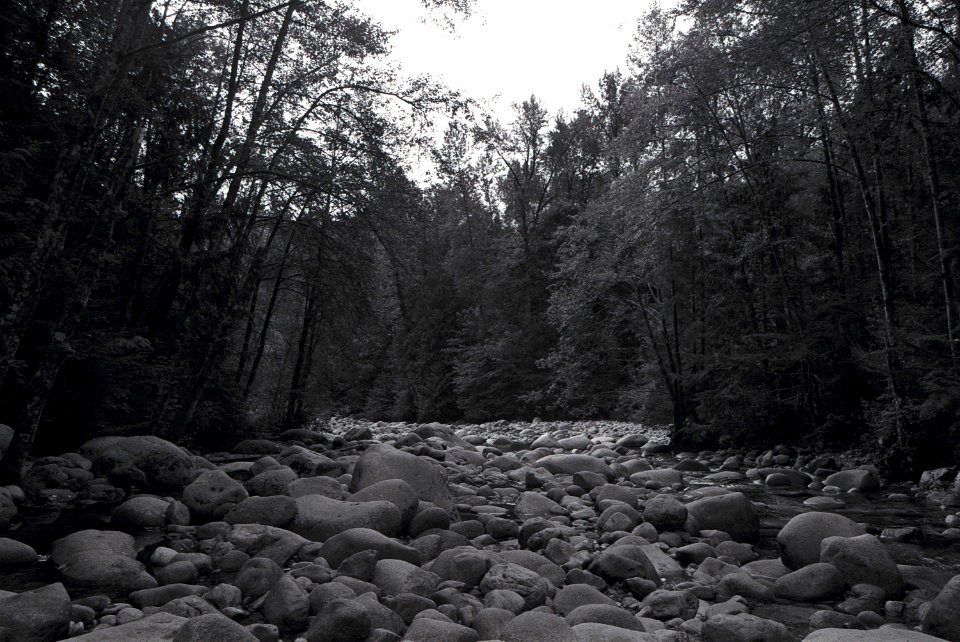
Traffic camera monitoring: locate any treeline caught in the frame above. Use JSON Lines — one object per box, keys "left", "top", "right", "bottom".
{"left": 1, "top": 0, "right": 959, "bottom": 479}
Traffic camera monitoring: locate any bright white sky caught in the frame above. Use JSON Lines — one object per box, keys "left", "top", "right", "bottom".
{"left": 356, "top": 0, "right": 669, "bottom": 124}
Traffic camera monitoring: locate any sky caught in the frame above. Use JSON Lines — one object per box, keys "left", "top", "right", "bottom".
{"left": 356, "top": 0, "right": 669, "bottom": 124}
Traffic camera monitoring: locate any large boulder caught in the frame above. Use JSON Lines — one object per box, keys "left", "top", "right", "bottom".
{"left": 642, "top": 495, "right": 688, "bottom": 531}
{"left": 290, "top": 494, "right": 401, "bottom": 541}
{"left": 111, "top": 495, "right": 179, "bottom": 529}
{"left": 79, "top": 435, "right": 195, "bottom": 489}
{"left": 824, "top": 469, "right": 879, "bottom": 492}
{"left": 535, "top": 454, "right": 614, "bottom": 479}
{"left": 348, "top": 479, "right": 420, "bottom": 528}
{"left": 589, "top": 545, "right": 660, "bottom": 585}
{"left": 480, "top": 563, "right": 554, "bottom": 609}
{"left": 701, "top": 613, "right": 797, "bottom": 642}
{"left": 51, "top": 529, "right": 156, "bottom": 593}
{"left": 173, "top": 612, "right": 259, "bottom": 641}
{"left": 0, "top": 582, "right": 71, "bottom": 642}
{"left": 819, "top": 534, "right": 903, "bottom": 596}
{"left": 686, "top": 492, "right": 759, "bottom": 543}
{"left": 319, "top": 527, "right": 421, "bottom": 568}
{"left": 351, "top": 444, "right": 453, "bottom": 512}
{"left": 777, "top": 511, "right": 866, "bottom": 570}
{"left": 804, "top": 630, "right": 947, "bottom": 641}
{"left": 922, "top": 573, "right": 960, "bottom": 641}
{"left": 223, "top": 495, "right": 297, "bottom": 528}
{"left": 182, "top": 470, "right": 248, "bottom": 520}
{"left": 372, "top": 558, "right": 441, "bottom": 597}
{"left": 69, "top": 613, "right": 186, "bottom": 641}
{"left": 502, "top": 611, "right": 578, "bottom": 642}
{"left": 773, "top": 563, "right": 846, "bottom": 601}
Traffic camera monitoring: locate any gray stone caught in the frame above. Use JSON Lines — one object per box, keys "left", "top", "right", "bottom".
{"left": 774, "top": 563, "right": 846, "bottom": 601}
{"left": 111, "top": 495, "right": 173, "bottom": 528}
{"left": 0, "top": 536, "right": 37, "bottom": 565}
{"left": 291, "top": 494, "right": 401, "bottom": 541}
{"left": 804, "top": 629, "right": 946, "bottom": 641}
{"left": 824, "top": 469, "right": 879, "bottom": 492}
{"left": 350, "top": 444, "right": 453, "bottom": 512}
{"left": 535, "top": 454, "right": 614, "bottom": 479}
{"left": 642, "top": 495, "right": 687, "bottom": 531}
{"left": 639, "top": 589, "right": 698, "bottom": 621}
{"left": 820, "top": 534, "right": 903, "bottom": 596}
{"left": 501, "top": 610, "right": 577, "bottom": 642}
{"left": 79, "top": 435, "right": 196, "bottom": 490}
{"left": 686, "top": 492, "right": 759, "bottom": 543}
{"left": 922, "top": 573, "right": 960, "bottom": 641}
{"left": 403, "top": 617, "right": 479, "bottom": 642}
{"left": 245, "top": 467, "right": 298, "bottom": 496}
{"left": 173, "top": 612, "right": 259, "bottom": 641}
{"left": 183, "top": 469, "right": 248, "bottom": 520}
{"left": 480, "top": 563, "right": 553, "bottom": 609}
{"left": 701, "top": 613, "right": 797, "bottom": 642}
{"left": 319, "top": 527, "right": 421, "bottom": 568}
{"left": 51, "top": 529, "right": 157, "bottom": 593}
{"left": 262, "top": 574, "right": 309, "bottom": 631}
{"left": 372, "top": 558, "right": 440, "bottom": 597}
{"left": 223, "top": 495, "right": 297, "bottom": 527}
{"left": 777, "top": 511, "right": 866, "bottom": 570}
{"left": 0, "top": 582, "right": 71, "bottom": 642}
{"left": 69, "top": 613, "right": 186, "bottom": 641}
{"left": 552, "top": 584, "right": 616, "bottom": 616}
{"left": 349, "top": 479, "right": 419, "bottom": 527}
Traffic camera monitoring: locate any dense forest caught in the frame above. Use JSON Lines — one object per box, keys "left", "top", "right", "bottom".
{"left": 1, "top": 0, "right": 959, "bottom": 480}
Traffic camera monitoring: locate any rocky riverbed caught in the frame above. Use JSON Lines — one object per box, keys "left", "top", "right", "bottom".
{"left": 1, "top": 418, "right": 959, "bottom": 641}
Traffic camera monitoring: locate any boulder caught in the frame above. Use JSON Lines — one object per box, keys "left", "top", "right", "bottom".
{"left": 79, "top": 435, "right": 195, "bottom": 489}
{"left": 777, "top": 511, "right": 866, "bottom": 570}
{"left": 285, "top": 475, "right": 342, "bottom": 499}
{"left": 804, "top": 630, "right": 947, "bottom": 641}
{"left": 350, "top": 444, "right": 453, "bottom": 512}
{"left": 501, "top": 610, "right": 577, "bottom": 642}
{"left": 261, "top": 574, "right": 309, "bottom": 631}
{"left": 641, "top": 495, "right": 688, "bottom": 531}
{"left": 51, "top": 529, "right": 156, "bottom": 593}
{"left": 565, "top": 603, "right": 644, "bottom": 630}
{"left": 480, "top": 563, "right": 553, "bottom": 609}
{"left": 402, "top": 617, "right": 479, "bottom": 642}
{"left": 182, "top": 470, "right": 248, "bottom": 520}
{"left": 515, "top": 491, "right": 562, "bottom": 519}
{"left": 0, "top": 537, "right": 37, "bottom": 565}
{"left": 319, "top": 527, "right": 421, "bottom": 568}
{"left": 173, "top": 612, "right": 259, "bottom": 641}
{"left": 824, "top": 469, "right": 879, "bottom": 492}
{"left": 290, "top": 495, "right": 401, "bottom": 541}
{"left": 773, "top": 563, "right": 846, "bottom": 601}
{"left": 534, "top": 454, "right": 614, "bottom": 479}
{"left": 569, "top": 623, "right": 656, "bottom": 641}
{"left": 922, "top": 573, "right": 960, "bottom": 641}
{"left": 639, "top": 589, "right": 699, "bottom": 621}
{"left": 819, "top": 534, "right": 903, "bottom": 596}
{"left": 111, "top": 495, "right": 174, "bottom": 528}
{"left": 701, "top": 613, "right": 797, "bottom": 642}
{"left": 372, "top": 558, "right": 441, "bottom": 597}
{"left": 589, "top": 545, "right": 659, "bottom": 584}
{"left": 349, "top": 479, "right": 420, "bottom": 527}
{"left": 0, "top": 582, "right": 71, "bottom": 642}
{"left": 245, "top": 467, "right": 298, "bottom": 497}
{"left": 69, "top": 613, "right": 186, "bottom": 641}
{"left": 552, "top": 584, "right": 616, "bottom": 616}
{"left": 223, "top": 495, "right": 297, "bottom": 527}
{"left": 686, "top": 492, "right": 759, "bottom": 543}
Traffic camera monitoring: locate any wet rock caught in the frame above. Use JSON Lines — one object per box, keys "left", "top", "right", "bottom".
{"left": 291, "top": 494, "right": 401, "bottom": 541}
{"left": 129, "top": 584, "right": 207, "bottom": 609}
{"left": 777, "top": 511, "right": 867, "bottom": 570}
{"left": 686, "top": 492, "right": 759, "bottom": 543}
{"left": 51, "top": 529, "right": 157, "bottom": 593}
{"left": 629, "top": 469, "right": 682, "bottom": 486}
{"left": 922, "top": 573, "right": 960, "bottom": 641}
{"left": 0, "top": 582, "right": 71, "bottom": 642}
{"left": 515, "top": 491, "right": 562, "bottom": 519}
{"left": 820, "top": 534, "right": 903, "bottom": 596}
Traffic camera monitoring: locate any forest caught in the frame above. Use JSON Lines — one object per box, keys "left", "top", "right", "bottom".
{"left": 1, "top": 0, "right": 959, "bottom": 481}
